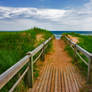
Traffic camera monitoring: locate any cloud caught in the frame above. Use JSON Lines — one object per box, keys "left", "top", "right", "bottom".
{"left": 0, "top": 0, "right": 92, "bottom": 31}
{"left": 0, "top": 6, "right": 66, "bottom": 21}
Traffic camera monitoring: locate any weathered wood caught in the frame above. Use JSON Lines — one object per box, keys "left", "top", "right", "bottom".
{"left": 32, "top": 65, "right": 47, "bottom": 92}
{"left": 65, "top": 36, "right": 75, "bottom": 45}
{"left": 0, "top": 36, "right": 52, "bottom": 90}
{"left": 64, "top": 71, "right": 69, "bottom": 92}
{"left": 65, "top": 67, "right": 73, "bottom": 92}
{"left": 27, "top": 37, "right": 52, "bottom": 56}
{"left": 39, "top": 65, "right": 50, "bottom": 91}
{"left": 9, "top": 67, "right": 29, "bottom": 92}
{"left": 0, "top": 55, "right": 29, "bottom": 89}
{"left": 65, "top": 36, "right": 91, "bottom": 59}
{"left": 76, "top": 45, "right": 91, "bottom": 59}
{"left": 33, "top": 50, "right": 43, "bottom": 64}
{"left": 40, "top": 43, "right": 45, "bottom": 61}
{"left": 42, "top": 65, "right": 52, "bottom": 92}
{"left": 50, "top": 65, "right": 55, "bottom": 92}
{"left": 27, "top": 55, "right": 34, "bottom": 88}
{"left": 76, "top": 52, "right": 88, "bottom": 66}
{"left": 44, "top": 37, "right": 52, "bottom": 45}
{"left": 55, "top": 68, "right": 58, "bottom": 92}
{"left": 46, "top": 65, "right": 53, "bottom": 92}
{"left": 87, "top": 55, "right": 92, "bottom": 83}
{"left": 61, "top": 70, "right": 65, "bottom": 92}
{"left": 27, "top": 44, "right": 44, "bottom": 56}
{"left": 73, "top": 44, "right": 77, "bottom": 61}
{"left": 66, "top": 66, "right": 77, "bottom": 92}
{"left": 64, "top": 35, "right": 92, "bottom": 84}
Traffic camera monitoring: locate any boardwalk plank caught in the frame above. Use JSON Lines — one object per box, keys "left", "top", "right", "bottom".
{"left": 29, "top": 40, "right": 86, "bottom": 92}
{"left": 38, "top": 64, "right": 51, "bottom": 92}
{"left": 46, "top": 65, "right": 53, "bottom": 92}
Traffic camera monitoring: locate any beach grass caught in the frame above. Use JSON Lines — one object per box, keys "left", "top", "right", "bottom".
{"left": 62, "top": 32, "right": 92, "bottom": 76}
{"left": 0, "top": 27, "right": 53, "bottom": 91}
{"left": 63, "top": 32, "right": 92, "bottom": 53}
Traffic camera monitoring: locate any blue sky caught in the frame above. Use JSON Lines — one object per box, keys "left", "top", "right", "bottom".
{"left": 0, "top": 0, "right": 92, "bottom": 31}
{"left": 0, "top": 0, "right": 88, "bottom": 9}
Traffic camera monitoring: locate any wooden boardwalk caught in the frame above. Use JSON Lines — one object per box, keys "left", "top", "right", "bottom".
{"left": 30, "top": 64, "right": 85, "bottom": 92}
{"left": 1, "top": 36, "right": 92, "bottom": 92}
{"left": 29, "top": 40, "right": 86, "bottom": 92}
{"left": 1, "top": 37, "right": 92, "bottom": 92}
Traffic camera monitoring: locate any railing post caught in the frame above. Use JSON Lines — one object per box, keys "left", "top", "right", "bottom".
{"left": 87, "top": 55, "right": 92, "bottom": 84}
{"left": 26, "top": 53, "right": 34, "bottom": 88}
{"left": 66, "top": 41, "right": 69, "bottom": 45}
{"left": 73, "top": 44, "right": 77, "bottom": 61}
{"left": 41, "top": 43, "right": 45, "bottom": 61}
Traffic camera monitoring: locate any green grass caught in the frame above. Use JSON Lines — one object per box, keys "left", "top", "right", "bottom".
{"left": 64, "top": 44, "right": 88, "bottom": 75}
{"left": 62, "top": 32, "right": 92, "bottom": 53}
{"left": 0, "top": 27, "right": 53, "bottom": 91}
{"left": 0, "top": 27, "right": 53, "bottom": 74}
{"left": 62, "top": 32, "right": 91, "bottom": 76}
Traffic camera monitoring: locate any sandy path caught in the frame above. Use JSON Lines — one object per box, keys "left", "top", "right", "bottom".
{"left": 45, "top": 39, "right": 72, "bottom": 68}
{"left": 28, "top": 39, "right": 85, "bottom": 92}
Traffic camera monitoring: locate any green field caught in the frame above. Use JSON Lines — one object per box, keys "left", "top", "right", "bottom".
{"left": 0, "top": 27, "right": 53, "bottom": 91}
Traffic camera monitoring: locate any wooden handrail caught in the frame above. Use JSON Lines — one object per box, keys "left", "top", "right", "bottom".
{"left": 0, "top": 55, "right": 30, "bottom": 89}
{"left": 27, "top": 37, "right": 52, "bottom": 56}
{"left": 65, "top": 36, "right": 91, "bottom": 58}
{"left": 0, "top": 37, "right": 52, "bottom": 91}
{"left": 64, "top": 35, "right": 92, "bottom": 83}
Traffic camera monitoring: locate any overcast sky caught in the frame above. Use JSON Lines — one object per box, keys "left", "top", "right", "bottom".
{"left": 0, "top": 0, "right": 92, "bottom": 31}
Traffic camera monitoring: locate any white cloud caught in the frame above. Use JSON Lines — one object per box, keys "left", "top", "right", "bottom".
{"left": 37, "top": 9, "right": 66, "bottom": 21}
{"left": 0, "top": 0, "right": 92, "bottom": 31}
{"left": 0, "top": 6, "right": 66, "bottom": 21}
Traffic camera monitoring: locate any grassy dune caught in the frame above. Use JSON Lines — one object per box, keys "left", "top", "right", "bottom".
{"left": 63, "top": 32, "right": 92, "bottom": 53}
{"left": 62, "top": 32, "right": 92, "bottom": 76}
{"left": 0, "top": 27, "right": 53, "bottom": 91}
{"left": 0, "top": 27, "right": 53, "bottom": 74}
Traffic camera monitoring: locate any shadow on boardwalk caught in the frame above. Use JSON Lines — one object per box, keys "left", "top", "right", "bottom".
{"left": 29, "top": 39, "right": 86, "bottom": 92}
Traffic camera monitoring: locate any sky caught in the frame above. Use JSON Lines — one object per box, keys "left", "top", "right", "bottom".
{"left": 0, "top": 0, "right": 92, "bottom": 31}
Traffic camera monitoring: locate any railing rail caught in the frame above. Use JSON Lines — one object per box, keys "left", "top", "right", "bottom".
{"left": 0, "top": 37, "right": 52, "bottom": 91}
{"left": 64, "top": 35, "right": 92, "bottom": 83}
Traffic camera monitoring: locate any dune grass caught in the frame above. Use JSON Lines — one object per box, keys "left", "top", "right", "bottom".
{"left": 62, "top": 32, "right": 92, "bottom": 76}
{"left": 0, "top": 27, "right": 53, "bottom": 73}
{"left": 63, "top": 32, "right": 92, "bottom": 53}
{"left": 0, "top": 27, "right": 53, "bottom": 91}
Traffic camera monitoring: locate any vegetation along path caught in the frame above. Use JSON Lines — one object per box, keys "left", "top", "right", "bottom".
{"left": 29, "top": 39, "right": 86, "bottom": 92}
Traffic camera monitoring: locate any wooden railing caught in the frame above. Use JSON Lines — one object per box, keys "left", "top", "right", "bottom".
{"left": 64, "top": 35, "right": 92, "bottom": 83}
{"left": 0, "top": 37, "right": 52, "bottom": 92}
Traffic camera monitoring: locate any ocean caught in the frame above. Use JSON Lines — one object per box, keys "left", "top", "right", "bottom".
{"left": 50, "top": 31, "right": 92, "bottom": 39}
